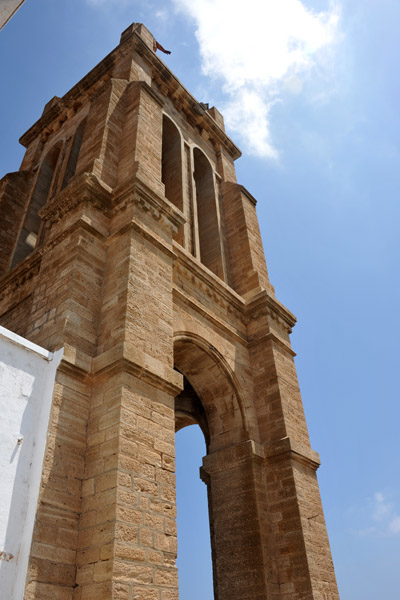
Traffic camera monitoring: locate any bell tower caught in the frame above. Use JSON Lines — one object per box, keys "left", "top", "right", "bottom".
{"left": 0, "top": 23, "right": 339, "bottom": 600}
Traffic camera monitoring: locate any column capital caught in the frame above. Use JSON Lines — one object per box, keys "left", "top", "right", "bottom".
{"left": 200, "top": 436, "right": 321, "bottom": 478}
{"left": 201, "top": 439, "right": 264, "bottom": 477}
{"left": 92, "top": 341, "right": 183, "bottom": 396}
{"left": 264, "top": 436, "right": 321, "bottom": 470}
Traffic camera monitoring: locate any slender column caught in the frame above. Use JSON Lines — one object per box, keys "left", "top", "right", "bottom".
{"left": 201, "top": 440, "right": 279, "bottom": 600}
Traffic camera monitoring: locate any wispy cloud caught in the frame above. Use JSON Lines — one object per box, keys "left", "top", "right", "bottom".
{"left": 389, "top": 516, "right": 400, "bottom": 534}
{"left": 357, "top": 492, "right": 400, "bottom": 537}
{"left": 155, "top": 9, "right": 169, "bottom": 22}
{"left": 173, "top": 0, "right": 341, "bottom": 159}
{"left": 372, "top": 491, "right": 392, "bottom": 522}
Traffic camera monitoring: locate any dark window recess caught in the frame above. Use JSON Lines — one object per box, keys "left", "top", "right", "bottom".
{"left": 162, "top": 115, "right": 184, "bottom": 246}
{"left": 193, "top": 148, "right": 223, "bottom": 278}
{"left": 61, "top": 119, "right": 86, "bottom": 190}
{"left": 10, "top": 143, "right": 61, "bottom": 268}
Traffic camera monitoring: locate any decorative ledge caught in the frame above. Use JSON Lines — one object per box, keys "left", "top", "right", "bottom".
{"left": 39, "top": 172, "right": 112, "bottom": 227}
{"left": 264, "top": 436, "right": 321, "bottom": 470}
{"left": 92, "top": 341, "right": 183, "bottom": 396}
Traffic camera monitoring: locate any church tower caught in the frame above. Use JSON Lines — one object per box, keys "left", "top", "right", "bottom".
{"left": 0, "top": 23, "right": 339, "bottom": 600}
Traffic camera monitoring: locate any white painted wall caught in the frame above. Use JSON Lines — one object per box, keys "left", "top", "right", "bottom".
{"left": 0, "top": 0, "right": 26, "bottom": 30}
{"left": 0, "top": 326, "right": 62, "bottom": 600}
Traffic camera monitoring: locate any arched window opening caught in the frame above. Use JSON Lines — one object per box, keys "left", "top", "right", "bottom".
{"left": 162, "top": 115, "right": 184, "bottom": 245}
{"left": 193, "top": 148, "right": 223, "bottom": 278}
{"left": 175, "top": 376, "right": 214, "bottom": 600}
{"left": 10, "top": 143, "right": 62, "bottom": 268}
{"left": 61, "top": 119, "right": 86, "bottom": 189}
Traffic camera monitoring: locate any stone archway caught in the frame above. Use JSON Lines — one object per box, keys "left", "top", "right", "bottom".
{"left": 173, "top": 333, "right": 269, "bottom": 600}
{"left": 174, "top": 332, "right": 248, "bottom": 453}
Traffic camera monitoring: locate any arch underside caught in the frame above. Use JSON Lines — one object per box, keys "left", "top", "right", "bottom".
{"left": 173, "top": 333, "right": 248, "bottom": 453}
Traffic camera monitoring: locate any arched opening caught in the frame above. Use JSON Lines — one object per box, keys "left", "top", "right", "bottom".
{"left": 162, "top": 115, "right": 184, "bottom": 245}
{"left": 11, "top": 142, "right": 62, "bottom": 268}
{"left": 174, "top": 335, "right": 248, "bottom": 600}
{"left": 175, "top": 377, "right": 213, "bottom": 600}
{"left": 193, "top": 148, "right": 223, "bottom": 278}
{"left": 175, "top": 374, "right": 210, "bottom": 448}
{"left": 174, "top": 335, "right": 247, "bottom": 454}
{"left": 61, "top": 119, "right": 86, "bottom": 189}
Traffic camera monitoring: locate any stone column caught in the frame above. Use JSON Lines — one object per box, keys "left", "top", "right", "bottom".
{"left": 201, "top": 440, "right": 279, "bottom": 600}
{"left": 76, "top": 175, "right": 185, "bottom": 600}
{"left": 245, "top": 290, "right": 340, "bottom": 600}
{"left": 23, "top": 174, "right": 111, "bottom": 600}
{"left": 221, "top": 182, "right": 274, "bottom": 297}
{"left": 76, "top": 362, "right": 182, "bottom": 600}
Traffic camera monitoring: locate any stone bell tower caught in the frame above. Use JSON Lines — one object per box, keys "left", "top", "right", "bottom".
{"left": 0, "top": 23, "right": 339, "bottom": 600}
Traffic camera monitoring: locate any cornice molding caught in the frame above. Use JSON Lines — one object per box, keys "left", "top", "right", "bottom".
{"left": 172, "top": 286, "right": 247, "bottom": 346}
{"left": 40, "top": 172, "right": 112, "bottom": 228}
{"left": 248, "top": 331, "right": 296, "bottom": 357}
{"left": 202, "top": 439, "right": 264, "bottom": 475}
{"left": 108, "top": 220, "right": 177, "bottom": 261}
{"left": 20, "top": 70, "right": 113, "bottom": 147}
{"left": 238, "top": 184, "right": 257, "bottom": 206}
{"left": 173, "top": 242, "right": 245, "bottom": 313}
{"left": 202, "top": 436, "right": 321, "bottom": 474}
{"left": 58, "top": 343, "right": 92, "bottom": 376}
{"left": 264, "top": 436, "right": 321, "bottom": 471}
{"left": 39, "top": 169, "right": 185, "bottom": 237}
{"left": 113, "top": 173, "right": 185, "bottom": 231}
{"left": 19, "top": 28, "right": 241, "bottom": 161}
{"left": 245, "top": 289, "right": 297, "bottom": 333}
{"left": 92, "top": 342, "right": 183, "bottom": 396}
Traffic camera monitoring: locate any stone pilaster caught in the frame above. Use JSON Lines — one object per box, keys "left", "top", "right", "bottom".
{"left": 201, "top": 440, "right": 278, "bottom": 600}
{"left": 245, "top": 291, "right": 340, "bottom": 599}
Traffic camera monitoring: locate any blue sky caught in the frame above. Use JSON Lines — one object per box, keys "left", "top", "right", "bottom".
{"left": 1, "top": 1, "right": 400, "bottom": 598}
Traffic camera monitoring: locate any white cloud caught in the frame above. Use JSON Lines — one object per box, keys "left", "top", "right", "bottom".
{"left": 155, "top": 9, "right": 169, "bottom": 22}
{"left": 389, "top": 516, "right": 400, "bottom": 534}
{"left": 173, "top": 0, "right": 340, "bottom": 159}
{"left": 223, "top": 90, "right": 280, "bottom": 159}
{"left": 356, "top": 492, "right": 400, "bottom": 537}
{"left": 372, "top": 492, "right": 392, "bottom": 522}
